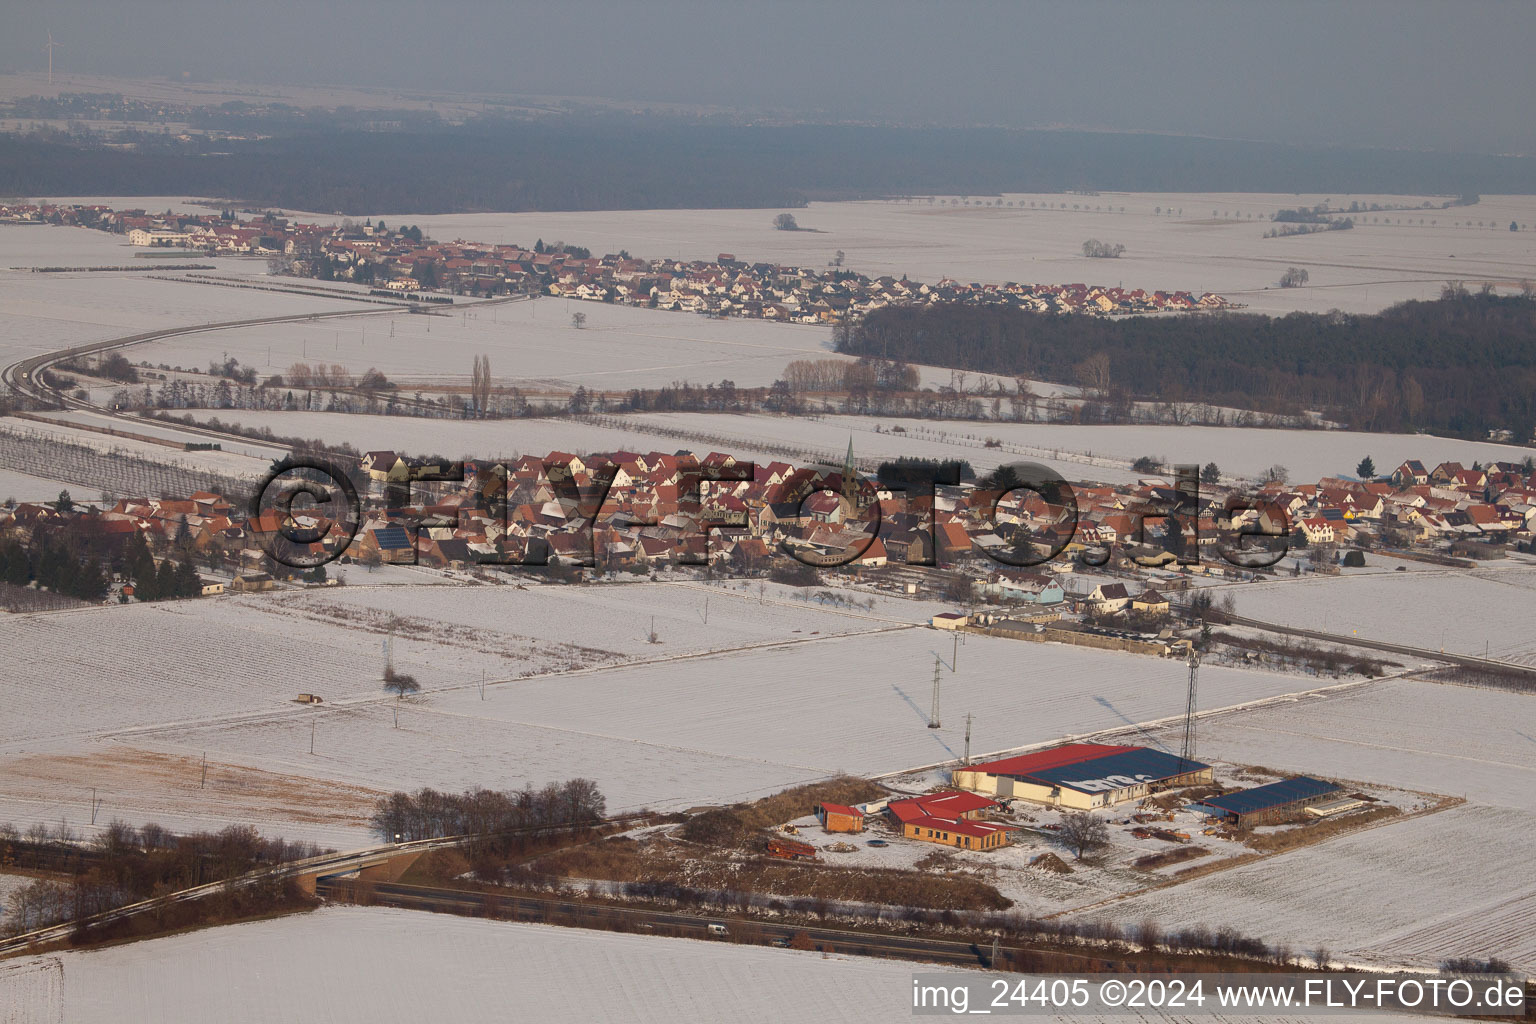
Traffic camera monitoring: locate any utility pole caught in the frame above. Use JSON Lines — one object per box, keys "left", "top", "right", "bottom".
{"left": 964, "top": 712, "right": 973, "bottom": 764}
{"left": 310, "top": 718, "right": 316, "bottom": 755}
{"left": 480, "top": 669, "right": 486, "bottom": 701}
{"left": 200, "top": 752, "right": 207, "bottom": 789}
{"left": 90, "top": 788, "right": 100, "bottom": 825}
{"left": 928, "top": 656, "right": 942, "bottom": 729}
{"left": 1180, "top": 651, "right": 1200, "bottom": 770}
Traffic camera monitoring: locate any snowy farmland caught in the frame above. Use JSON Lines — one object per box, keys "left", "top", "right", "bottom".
{"left": 1222, "top": 567, "right": 1536, "bottom": 665}
{"left": 131, "top": 296, "right": 841, "bottom": 392}
{"left": 0, "top": 225, "right": 379, "bottom": 370}
{"left": 0, "top": 905, "right": 1441, "bottom": 1024}
{"left": 1087, "top": 803, "right": 1536, "bottom": 975}
{"left": 155, "top": 407, "right": 1536, "bottom": 487}
{"left": 118, "top": 593, "right": 1327, "bottom": 824}
{"left": 7, "top": 908, "right": 975, "bottom": 1023}
{"left": 275, "top": 191, "right": 1536, "bottom": 316}
{"left": 0, "top": 578, "right": 1327, "bottom": 843}
{"left": 1075, "top": 678, "right": 1536, "bottom": 972}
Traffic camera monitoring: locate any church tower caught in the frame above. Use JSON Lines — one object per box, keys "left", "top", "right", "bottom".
{"left": 841, "top": 435, "right": 858, "bottom": 508}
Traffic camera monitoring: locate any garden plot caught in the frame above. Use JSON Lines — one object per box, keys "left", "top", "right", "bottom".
{"left": 1224, "top": 568, "right": 1536, "bottom": 665}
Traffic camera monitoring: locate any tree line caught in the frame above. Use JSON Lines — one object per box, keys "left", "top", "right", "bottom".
{"left": 1, "top": 819, "right": 328, "bottom": 938}
{"left": 367, "top": 780, "right": 607, "bottom": 849}
{"left": 7, "top": 120, "right": 1536, "bottom": 215}
{"left": 837, "top": 291, "right": 1536, "bottom": 438}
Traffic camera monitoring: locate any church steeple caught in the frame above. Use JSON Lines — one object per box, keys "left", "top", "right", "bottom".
{"left": 841, "top": 435, "right": 857, "bottom": 507}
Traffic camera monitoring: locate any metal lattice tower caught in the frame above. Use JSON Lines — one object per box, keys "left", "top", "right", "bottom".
{"left": 928, "top": 656, "right": 942, "bottom": 729}
{"left": 1180, "top": 651, "right": 1200, "bottom": 768}
{"left": 963, "top": 712, "right": 973, "bottom": 764}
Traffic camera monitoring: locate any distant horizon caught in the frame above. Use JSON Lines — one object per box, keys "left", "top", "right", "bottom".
{"left": 9, "top": 68, "right": 1535, "bottom": 161}
{"left": 4, "top": 0, "right": 1533, "bottom": 156}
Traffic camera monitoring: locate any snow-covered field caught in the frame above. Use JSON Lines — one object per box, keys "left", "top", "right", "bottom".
{"left": 155, "top": 408, "right": 1536, "bottom": 486}
{"left": 1093, "top": 804, "right": 1536, "bottom": 974}
{"left": 0, "top": 225, "right": 378, "bottom": 369}
{"left": 1225, "top": 567, "right": 1536, "bottom": 665}
{"left": 131, "top": 296, "right": 841, "bottom": 391}
{"left": 249, "top": 191, "right": 1536, "bottom": 316}
{"left": 0, "top": 578, "right": 1323, "bottom": 843}
{"left": 0, "top": 467, "right": 81, "bottom": 503}
{"left": 6, "top": 904, "right": 1430, "bottom": 1024}
{"left": 0, "top": 417, "right": 272, "bottom": 482}
{"left": 1078, "top": 679, "right": 1536, "bottom": 972}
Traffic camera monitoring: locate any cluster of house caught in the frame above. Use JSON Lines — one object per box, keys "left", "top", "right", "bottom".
{"left": 5, "top": 203, "right": 1231, "bottom": 321}
{"left": 5, "top": 446, "right": 1532, "bottom": 598}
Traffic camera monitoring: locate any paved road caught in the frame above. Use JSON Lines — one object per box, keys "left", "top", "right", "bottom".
{"left": 1219, "top": 612, "right": 1536, "bottom": 678}
{"left": 0, "top": 817, "right": 642, "bottom": 957}
{"left": 317, "top": 878, "right": 1008, "bottom": 969}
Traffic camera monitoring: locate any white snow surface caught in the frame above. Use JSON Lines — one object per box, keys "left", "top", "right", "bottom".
{"left": 204, "top": 191, "right": 1536, "bottom": 316}
{"left": 5, "top": 906, "right": 1431, "bottom": 1024}
{"left": 1077, "top": 679, "right": 1536, "bottom": 972}
{"left": 1223, "top": 567, "right": 1536, "bottom": 665}
{"left": 163, "top": 409, "right": 1536, "bottom": 486}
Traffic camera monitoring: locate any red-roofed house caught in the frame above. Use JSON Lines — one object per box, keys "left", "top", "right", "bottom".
{"left": 885, "top": 791, "right": 1009, "bottom": 851}
{"left": 816, "top": 803, "right": 864, "bottom": 833}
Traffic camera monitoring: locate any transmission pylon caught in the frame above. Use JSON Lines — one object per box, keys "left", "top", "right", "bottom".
{"left": 928, "top": 656, "right": 942, "bottom": 729}
{"left": 1180, "top": 650, "right": 1200, "bottom": 768}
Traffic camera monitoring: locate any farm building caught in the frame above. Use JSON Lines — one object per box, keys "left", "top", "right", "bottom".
{"left": 1194, "top": 776, "right": 1343, "bottom": 827}
{"left": 816, "top": 802, "right": 864, "bottom": 833}
{"left": 952, "top": 743, "right": 1213, "bottom": 810}
{"left": 886, "top": 792, "right": 1010, "bottom": 851}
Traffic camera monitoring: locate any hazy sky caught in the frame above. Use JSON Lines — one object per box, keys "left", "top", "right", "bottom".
{"left": 7, "top": 1, "right": 1534, "bottom": 154}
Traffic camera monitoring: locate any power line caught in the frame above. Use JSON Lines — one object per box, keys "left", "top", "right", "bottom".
{"left": 1180, "top": 651, "right": 1200, "bottom": 769}
{"left": 928, "top": 655, "right": 942, "bottom": 729}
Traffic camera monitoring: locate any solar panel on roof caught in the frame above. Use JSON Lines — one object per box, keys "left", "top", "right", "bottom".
{"left": 373, "top": 525, "right": 412, "bottom": 550}
{"left": 1029, "top": 748, "right": 1210, "bottom": 793}
{"left": 1198, "top": 776, "right": 1340, "bottom": 816}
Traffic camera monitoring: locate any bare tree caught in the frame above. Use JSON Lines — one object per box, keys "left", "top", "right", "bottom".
{"left": 1279, "top": 267, "right": 1310, "bottom": 288}
{"left": 470, "top": 354, "right": 492, "bottom": 417}
{"left": 773, "top": 213, "right": 800, "bottom": 231}
{"left": 1075, "top": 353, "right": 1112, "bottom": 396}
{"left": 570, "top": 311, "right": 587, "bottom": 329}
{"left": 1058, "top": 812, "right": 1109, "bottom": 860}
{"left": 1081, "top": 239, "right": 1126, "bottom": 258}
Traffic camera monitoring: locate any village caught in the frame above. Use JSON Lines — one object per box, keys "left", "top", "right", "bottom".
{"left": 4, "top": 435, "right": 1533, "bottom": 654}
{"left": 2, "top": 202, "right": 1233, "bottom": 320}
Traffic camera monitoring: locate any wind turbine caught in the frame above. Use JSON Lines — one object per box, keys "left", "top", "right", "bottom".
{"left": 45, "top": 31, "right": 62, "bottom": 87}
